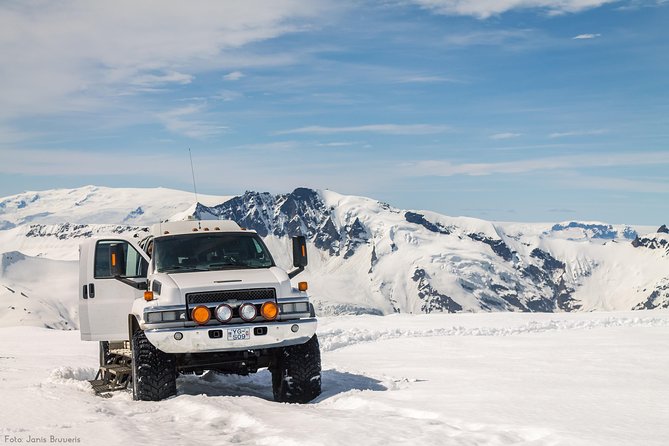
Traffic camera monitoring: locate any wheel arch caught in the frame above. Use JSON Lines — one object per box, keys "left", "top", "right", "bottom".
{"left": 128, "top": 314, "right": 140, "bottom": 343}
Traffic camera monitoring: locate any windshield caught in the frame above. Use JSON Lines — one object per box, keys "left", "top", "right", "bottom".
{"left": 153, "top": 233, "right": 274, "bottom": 273}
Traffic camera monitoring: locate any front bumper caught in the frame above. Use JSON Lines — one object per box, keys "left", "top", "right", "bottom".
{"left": 144, "top": 318, "right": 317, "bottom": 354}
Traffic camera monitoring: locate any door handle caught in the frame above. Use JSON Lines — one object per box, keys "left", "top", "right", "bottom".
{"left": 82, "top": 285, "right": 88, "bottom": 299}
{"left": 88, "top": 283, "right": 95, "bottom": 298}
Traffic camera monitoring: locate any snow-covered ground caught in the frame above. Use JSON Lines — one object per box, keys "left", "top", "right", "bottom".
{"left": 1, "top": 311, "right": 668, "bottom": 446}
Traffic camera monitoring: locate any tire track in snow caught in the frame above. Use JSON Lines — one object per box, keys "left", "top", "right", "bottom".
{"left": 319, "top": 316, "right": 669, "bottom": 352}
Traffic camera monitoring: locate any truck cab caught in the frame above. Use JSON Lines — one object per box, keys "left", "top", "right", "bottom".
{"left": 79, "top": 219, "right": 321, "bottom": 403}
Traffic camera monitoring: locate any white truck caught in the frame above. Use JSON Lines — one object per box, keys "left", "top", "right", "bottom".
{"left": 78, "top": 219, "right": 321, "bottom": 403}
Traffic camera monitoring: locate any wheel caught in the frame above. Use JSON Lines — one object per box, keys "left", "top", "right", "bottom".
{"left": 272, "top": 335, "right": 322, "bottom": 403}
{"left": 131, "top": 330, "right": 177, "bottom": 401}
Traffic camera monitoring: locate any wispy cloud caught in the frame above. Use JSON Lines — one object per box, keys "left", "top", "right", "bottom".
{"left": 0, "top": 148, "right": 173, "bottom": 176}
{"left": 131, "top": 71, "right": 194, "bottom": 86}
{"left": 316, "top": 141, "right": 360, "bottom": 147}
{"left": 489, "top": 132, "right": 522, "bottom": 140}
{"left": 276, "top": 124, "right": 450, "bottom": 135}
{"left": 223, "top": 71, "right": 245, "bottom": 81}
{"left": 156, "top": 104, "right": 227, "bottom": 139}
{"left": 410, "top": 0, "right": 617, "bottom": 19}
{"left": 443, "top": 29, "right": 535, "bottom": 47}
{"left": 559, "top": 173, "right": 669, "bottom": 194}
{"left": 548, "top": 129, "right": 608, "bottom": 138}
{"left": 0, "top": 0, "right": 332, "bottom": 121}
{"left": 212, "top": 90, "right": 243, "bottom": 101}
{"left": 572, "top": 33, "right": 601, "bottom": 40}
{"left": 397, "top": 75, "right": 460, "bottom": 83}
{"left": 403, "top": 152, "right": 669, "bottom": 177}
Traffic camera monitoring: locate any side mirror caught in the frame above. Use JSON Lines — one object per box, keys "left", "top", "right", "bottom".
{"left": 109, "top": 243, "right": 127, "bottom": 277}
{"left": 292, "top": 236, "right": 308, "bottom": 268}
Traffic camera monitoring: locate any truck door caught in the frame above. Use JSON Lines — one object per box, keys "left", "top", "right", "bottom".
{"left": 79, "top": 238, "right": 149, "bottom": 342}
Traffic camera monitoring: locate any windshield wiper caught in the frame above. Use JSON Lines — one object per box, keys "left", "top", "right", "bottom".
{"left": 207, "top": 263, "right": 248, "bottom": 270}
{"left": 162, "top": 266, "right": 208, "bottom": 273}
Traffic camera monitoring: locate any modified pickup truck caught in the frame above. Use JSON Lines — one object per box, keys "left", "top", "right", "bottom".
{"left": 78, "top": 219, "right": 321, "bottom": 403}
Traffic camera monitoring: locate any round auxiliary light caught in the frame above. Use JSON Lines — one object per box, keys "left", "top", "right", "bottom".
{"left": 239, "top": 303, "right": 257, "bottom": 322}
{"left": 192, "top": 305, "right": 211, "bottom": 325}
{"left": 174, "top": 332, "right": 183, "bottom": 341}
{"left": 215, "top": 304, "right": 233, "bottom": 323}
{"left": 260, "top": 301, "right": 279, "bottom": 321}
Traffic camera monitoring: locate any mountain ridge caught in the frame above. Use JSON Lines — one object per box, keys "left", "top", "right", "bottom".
{"left": 0, "top": 185, "right": 667, "bottom": 328}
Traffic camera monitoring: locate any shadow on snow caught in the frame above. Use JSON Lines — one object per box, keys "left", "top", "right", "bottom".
{"left": 176, "top": 368, "right": 388, "bottom": 402}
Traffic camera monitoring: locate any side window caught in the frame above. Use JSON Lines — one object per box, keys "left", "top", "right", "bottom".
{"left": 94, "top": 241, "right": 148, "bottom": 279}
{"left": 252, "top": 238, "right": 267, "bottom": 260}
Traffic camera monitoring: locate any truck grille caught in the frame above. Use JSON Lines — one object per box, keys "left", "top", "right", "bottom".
{"left": 186, "top": 288, "right": 276, "bottom": 305}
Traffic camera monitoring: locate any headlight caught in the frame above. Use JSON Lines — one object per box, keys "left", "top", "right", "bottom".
{"left": 239, "top": 303, "right": 257, "bottom": 322}
{"left": 215, "top": 304, "right": 233, "bottom": 323}
{"left": 145, "top": 309, "right": 186, "bottom": 323}
{"left": 280, "top": 302, "right": 309, "bottom": 314}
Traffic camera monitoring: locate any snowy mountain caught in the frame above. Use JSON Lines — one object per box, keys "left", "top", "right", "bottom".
{"left": 0, "top": 185, "right": 667, "bottom": 329}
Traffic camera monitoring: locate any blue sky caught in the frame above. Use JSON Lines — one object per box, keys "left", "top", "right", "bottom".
{"left": 0, "top": 0, "right": 667, "bottom": 224}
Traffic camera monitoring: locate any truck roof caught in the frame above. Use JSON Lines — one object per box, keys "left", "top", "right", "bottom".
{"left": 151, "top": 220, "right": 249, "bottom": 237}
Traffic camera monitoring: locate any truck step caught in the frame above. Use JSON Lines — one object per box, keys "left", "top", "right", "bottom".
{"left": 89, "top": 379, "right": 129, "bottom": 396}
{"left": 99, "top": 364, "right": 131, "bottom": 375}
{"left": 109, "top": 348, "right": 132, "bottom": 358}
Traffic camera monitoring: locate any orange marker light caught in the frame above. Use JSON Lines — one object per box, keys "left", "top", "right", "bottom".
{"left": 261, "top": 301, "right": 279, "bottom": 320}
{"left": 298, "top": 281, "right": 308, "bottom": 292}
{"left": 144, "top": 291, "right": 154, "bottom": 301}
{"left": 301, "top": 245, "right": 306, "bottom": 257}
{"left": 111, "top": 253, "right": 117, "bottom": 267}
{"left": 192, "top": 305, "right": 211, "bottom": 325}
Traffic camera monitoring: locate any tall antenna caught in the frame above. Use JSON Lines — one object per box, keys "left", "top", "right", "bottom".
{"left": 188, "top": 148, "right": 199, "bottom": 205}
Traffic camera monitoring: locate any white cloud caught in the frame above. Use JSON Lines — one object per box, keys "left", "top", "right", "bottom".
{"left": 573, "top": 33, "right": 602, "bottom": 39}
{"left": 276, "top": 124, "right": 450, "bottom": 135}
{"left": 223, "top": 71, "right": 245, "bottom": 81}
{"left": 548, "top": 129, "right": 608, "bottom": 138}
{"left": 0, "top": 148, "right": 174, "bottom": 176}
{"left": 156, "top": 104, "right": 227, "bottom": 139}
{"left": 443, "top": 29, "right": 535, "bottom": 46}
{"left": 397, "top": 75, "right": 459, "bottom": 83}
{"left": 213, "top": 90, "right": 244, "bottom": 102}
{"left": 131, "top": 71, "right": 194, "bottom": 86}
{"left": 489, "top": 132, "right": 522, "bottom": 140}
{"left": 316, "top": 141, "right": 360, "bottom": 147}
{"left": 403, "top": 152, "right": 669, "bottom": 177}
{"left": 410, "top": 0, "right": 617, "bottom": 19}
{"left": 562, "top": 174, "right": 669, "bottom": 193}
{"left": 0, "top": 0, "right": 332, "bottom": 120}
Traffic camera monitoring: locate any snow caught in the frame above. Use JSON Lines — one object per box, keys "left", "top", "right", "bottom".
{"left": 1, "top": 311, "right": 668, "bottom": 445}
{"left": 1, "top": 185, "right": 669, "bottom": 327}
{"left": 0, "top": 185, "right": 231, "bottom": 227}
{"left": 0, "top": 251, "right": 78, "bottom": 329}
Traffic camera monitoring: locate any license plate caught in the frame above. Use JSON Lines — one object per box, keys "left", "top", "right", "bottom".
{"left": 227, "top": 328, "right": 251, "bottom": 341}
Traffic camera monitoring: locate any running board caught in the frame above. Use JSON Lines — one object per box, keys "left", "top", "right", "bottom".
{"left": 90, "top": 359, "right": 132, "bottom": 397}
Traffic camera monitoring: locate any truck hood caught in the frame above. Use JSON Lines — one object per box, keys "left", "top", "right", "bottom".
{"left": 162, "top": 267, "right": 290, "bottom": 295}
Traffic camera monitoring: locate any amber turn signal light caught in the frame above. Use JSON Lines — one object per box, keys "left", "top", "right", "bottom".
{"left": 298, "top": 281, "right": 308, "bottom": 292}
{"left": 144, "top": 291, "right": 154, "bottom": 301}
{"left": 192, "top": 305, "right": 211, "bottom": 325}
{"left": 261, "top": 301, "right": 279, "bottom": 320}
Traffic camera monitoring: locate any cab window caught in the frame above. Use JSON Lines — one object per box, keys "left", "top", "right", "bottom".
{"left": 94, "top": 241, "right": 148, "bottom": 279}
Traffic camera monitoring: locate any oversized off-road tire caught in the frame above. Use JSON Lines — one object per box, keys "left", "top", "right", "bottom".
{"left": 272, "top": 335, "right": 321, "bottom": 404}
{"left": 131, "top": 330, "right": 177, "bottom": 401}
